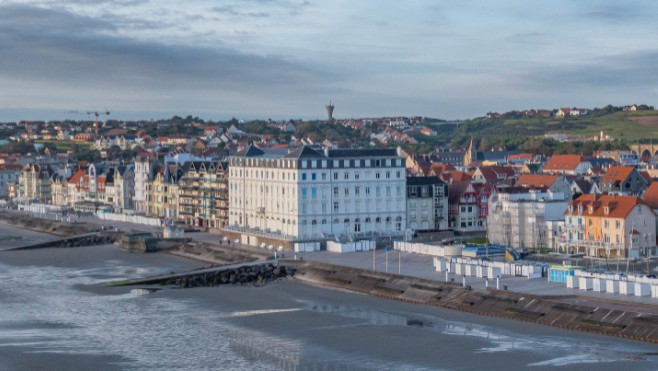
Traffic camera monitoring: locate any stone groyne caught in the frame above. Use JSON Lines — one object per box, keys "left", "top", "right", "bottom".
{"left": 114, "top": 262, "right": 295, "bottom": 288}
{"left": 6, "top": 232, "right": 121, "bottom": 251}
{"left": 284, "top": 259, "right": 658, "bottom": 344}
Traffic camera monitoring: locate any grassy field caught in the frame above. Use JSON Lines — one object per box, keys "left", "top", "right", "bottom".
{"left": 463, "top": 110, "right": 658, "bottom": 143}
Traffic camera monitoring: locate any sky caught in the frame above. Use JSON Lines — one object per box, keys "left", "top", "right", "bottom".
{"left": 1, "top": 0, "right": 657, "bottom": 122}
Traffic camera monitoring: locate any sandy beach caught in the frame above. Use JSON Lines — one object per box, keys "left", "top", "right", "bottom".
{"left": 1, "top": 235, "right": 657, "bottom": 370}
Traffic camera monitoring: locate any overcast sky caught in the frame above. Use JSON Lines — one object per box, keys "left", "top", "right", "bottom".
{"left": 1, "top": 0, "right": 657, "bottom": 121}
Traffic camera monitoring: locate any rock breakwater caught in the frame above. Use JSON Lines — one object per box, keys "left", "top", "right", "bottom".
{"left": 172, "top": 264, "right": 295, "bottom": 288}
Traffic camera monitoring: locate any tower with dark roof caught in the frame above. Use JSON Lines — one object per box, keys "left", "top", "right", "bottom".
{"left": 325, "top": 100, "right": 335, "bottom": 122}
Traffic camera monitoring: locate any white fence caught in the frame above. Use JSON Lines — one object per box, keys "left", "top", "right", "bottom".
{"left": 394, "top": 241, "right": 464, "bottom": 257}
{"left": 326, "top": 240, "right": 375, "bottom": 253}
{"left": 95, "top": 211, "right": 162, "bottom": 227}
{"left": 294, "top": 242, "right": 320, "bottom": 253}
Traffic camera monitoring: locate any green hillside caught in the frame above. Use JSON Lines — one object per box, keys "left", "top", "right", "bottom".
{"left": 451, "top": 109, "right": 658, "bottom": 150}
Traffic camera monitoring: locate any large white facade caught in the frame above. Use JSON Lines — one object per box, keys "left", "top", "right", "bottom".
{"left": 228, "top": 146, "right": 406, "bottom": 241}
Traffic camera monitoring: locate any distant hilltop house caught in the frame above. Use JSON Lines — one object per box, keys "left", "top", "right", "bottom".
{"left": 556, "top": 107, "right": 589, "bottom": 117}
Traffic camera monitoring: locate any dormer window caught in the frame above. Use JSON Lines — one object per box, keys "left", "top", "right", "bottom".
{"left": 578, "top": 206, "right": 583, "bottom": 215}
{"left": 604, "top": 206, "right": 609, "bottom": 215}
{"left": 569, "top": 205, "right": 573, "bottom": 213}
{"left": 588, "top": 206, "right": 593, "bottom": 213}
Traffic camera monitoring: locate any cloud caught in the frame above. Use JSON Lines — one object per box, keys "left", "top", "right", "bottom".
{"left": 0, "top": 4, "right": 332, "bottom": 112}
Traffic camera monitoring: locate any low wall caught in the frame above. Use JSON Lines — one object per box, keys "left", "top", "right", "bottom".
{"left": 284, "top": 259, "right": 658, "bottom": 344}
{"left": 96, "top": 212, "right": 162, "bottom": 227}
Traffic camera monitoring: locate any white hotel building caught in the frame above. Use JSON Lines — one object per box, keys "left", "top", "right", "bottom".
{"left": 228, "top": 145, "right": 406, "bottom": 243}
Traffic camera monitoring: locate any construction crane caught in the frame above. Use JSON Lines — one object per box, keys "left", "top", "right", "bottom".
{"left": 87, "top": 110, "right": 110, "bottom": 132}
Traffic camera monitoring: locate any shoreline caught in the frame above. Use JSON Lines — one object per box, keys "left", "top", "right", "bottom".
{"left": 3, "top": 212, "right": 658, "bottom": 344}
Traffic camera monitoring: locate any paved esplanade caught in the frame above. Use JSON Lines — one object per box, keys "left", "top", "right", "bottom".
{"left": 8, "top": 209, "right": 658, "bottom": 310}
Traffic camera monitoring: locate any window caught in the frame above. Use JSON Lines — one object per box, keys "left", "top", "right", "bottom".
{"left": 333, "top": 202, "right": 339, "bottom": 212}
{"left": 397, "top": 171, "right": 401, "bottom": 178}
{"left": 376, "top": 172, "right": 380, "bottom": 179}
{"left": 311, "top": 188, "right": 317, "bottom": 199}
{"left": 333, "top": 187, "right": 339, "bottom": 197}
{"left": 344, "top": 172, "right": 349, "bottom": 180}
{"left": 355, "top": 173, "right": 360, "bottom": 180}
{"left": 322, "top": 173, "right": 327, "bottom": 180}
{"left": 301, "top": 173, "right": 307, "bottom": 181}
{"left": 386, "top": 171, "right": 390, "bottom": 179}
{"left": 588, "top": 219, "right": 592, "bottom": 227}
{"left": 604, "top": 220, "right": 609, "bottom": 228}
{"left": 333, "top": 173, "right": 338, "bottom": 180}
{"left": 301, "top": 188, "right": 307, "bottom": 198}
{"left": 355, "top": 186, "right": 360, "bottom": 195}
{"left": 365, "top": 187, "right": 370, "bottom": 195}
{"left": 312, "top": 173, "right": 317, "bottom": 181}
{"left": 616, "top": 220, "right": 621, "bottom": 229}
{"left": 344, "top": 187, "right": 349, "bottom": 196}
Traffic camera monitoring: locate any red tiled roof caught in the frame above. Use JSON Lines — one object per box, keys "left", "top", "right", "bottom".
{"left": 599, "top": 166, "right": 635, "bottom": 187}
{"left": 507, "top": 153, "right": 532, "bottom": 161}
{"left": 643, "top": 182, "right": 658, "bottom": 209}
{"left": 68, "top": 169, "right": 86, "bottom": 184}
{"left": 543, "top": 155, "right": 583, "bottom": 171}
{"left": 566, "top": 194, "right": 646, "bottom": 219}
{"left": 516, "top": 174, "right": 559, "bottom": 188}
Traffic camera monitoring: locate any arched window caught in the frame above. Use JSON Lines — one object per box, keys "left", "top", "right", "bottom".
{"left": 311, "top": 219, "right": 317, "bottom": 225}
{"left": 365, "top": 217, "right": 371, "bottom": 223}
{"left": 375, "top": 217, "right": 381, "bottom": 223}
{"left": 344, "top": 218, "right": 350, "bottom": 223}
{"left": 333, "top": 219, "right": 339, "bottom": 224}
{"left": 321, "top": 219, "right": 327, "bottom": 224}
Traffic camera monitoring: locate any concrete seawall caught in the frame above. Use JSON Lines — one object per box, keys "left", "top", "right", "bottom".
{"left": 283, "top": 259, "right": 658, "bottom": 344}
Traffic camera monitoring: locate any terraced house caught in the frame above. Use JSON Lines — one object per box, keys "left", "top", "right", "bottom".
{"left": 177, "top": 161, "right": 229, "bottom": 229}
{"left": 560, "top": 194, "right": 656, "bottom": 258}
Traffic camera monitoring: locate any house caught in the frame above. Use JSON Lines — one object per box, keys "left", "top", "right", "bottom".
{"left": 406, "top": 176, "right": 449, "bottom": 232}
{"left": 542, "top": 155, "right": 590, "bottom": 175}
{"left": 515, "top": 174, "right": 572, "bottom": 199}
{"left": 570, "top": 178, "right": 599, "bottom": 198}
{"left": 177, "top": 160, "right": 229, "bottom": 229}
{"left": 555, "top": 108, "right": 571, "bottom": 117}
{"left": 470, "top": 165, "right": 517, "bottom": 184}
{"left": 596, "top": 150, "right": 639, "bottom": 167}
{"left": 204, "top": 125, "right": 220, "bottom": 137}
{"left": 0, "top": 164, "right": 22, "bottom": 198}
{"left": 561, "top": 194, "right": 655, "bottom": 258}
{"left": 440, "top": 170, "right": 472, "bottom": 184}
{"left": 598, "top": 166, "right": 648, "bottom": 196}
{"left": 507, "top": 153, "right": 533, "bottom": 165}
{"left": 17, "top": 163, "right": 55, "bottom": 203}
{"left": 448, "top": 181, "right": 486, "bottom": 232}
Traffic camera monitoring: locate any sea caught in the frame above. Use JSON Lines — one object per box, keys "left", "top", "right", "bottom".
{"left": 1, "top": 244, "right": 657, "bottom": 371}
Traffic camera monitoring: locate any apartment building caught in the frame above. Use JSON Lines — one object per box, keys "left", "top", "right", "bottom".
{"left": 228, "top": 145, "right": 406, "bottom": 244}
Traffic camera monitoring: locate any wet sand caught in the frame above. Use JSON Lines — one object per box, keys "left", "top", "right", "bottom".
{"left": 1, "top": 227, "right": 658, "bottom": 370}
